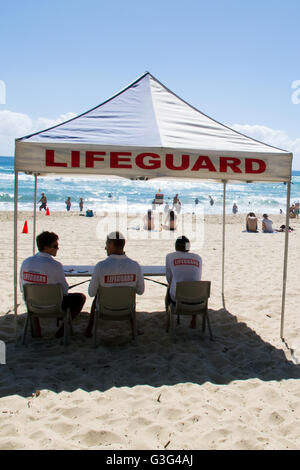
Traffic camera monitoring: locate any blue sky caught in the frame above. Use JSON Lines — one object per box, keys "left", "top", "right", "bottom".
{"left": 1, "top": 0, "right": 300, "bottom": 167}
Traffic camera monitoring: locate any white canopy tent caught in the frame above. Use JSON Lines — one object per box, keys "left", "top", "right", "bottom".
{"left": 14, "top": 72, "right": 293, "bottom": 340}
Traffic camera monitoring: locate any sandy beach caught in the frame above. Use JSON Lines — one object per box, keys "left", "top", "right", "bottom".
{"left": 0, "top": 209, "right": 300, "bottom": 450}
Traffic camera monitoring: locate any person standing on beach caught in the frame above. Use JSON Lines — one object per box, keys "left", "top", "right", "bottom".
{"left": 65, "top": 197, "right": 71, "bottom": 211}
{"left": 19, "top": 231, "right": 86, "bottom": 338}
{"left": 85, "top": 231, "right": 145, "bottom": 337}
{"left": 165, "top": 236, "right": 202, "bottom": 329}
{"left": 38, "top": 193, "right": 47, "bottom": 211}
{"left": 209, "top": 195, "right": 214, "bottom": 206}
{"left": 79, "top": 198, "right": 83, "bottom": 212}
{"left": 232, "top": 203, "right": 238, "bottom": 214}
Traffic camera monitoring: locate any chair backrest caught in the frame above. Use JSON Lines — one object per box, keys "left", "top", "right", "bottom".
{"left": 97, "top": 286, "right": 136, "bottom": 319}
{"left": 23, "top": 284, "right": 64, "bottom": 316}
{"left": 174, "top": 281, "right": 211, "bottom": 313}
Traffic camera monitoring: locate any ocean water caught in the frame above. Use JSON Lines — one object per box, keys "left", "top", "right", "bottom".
{"left": 1, "top": 156, "right": 299, "bottom": 214}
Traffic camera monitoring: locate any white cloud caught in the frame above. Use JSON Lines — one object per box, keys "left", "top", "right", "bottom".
{"left": 231, "top": 123, "right": 300, "bottom": 166}
{"left": 0, "top": 110, "right": 77, "bottom": 156}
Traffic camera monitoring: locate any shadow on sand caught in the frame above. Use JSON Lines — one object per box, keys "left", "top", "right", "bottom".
{"left": 0, "top": 307, "right": 299, "bottom": 398}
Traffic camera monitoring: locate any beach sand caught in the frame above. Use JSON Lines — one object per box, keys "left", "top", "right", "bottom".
{"left": 0, "top": 210, "right": 300, "bottom": 450}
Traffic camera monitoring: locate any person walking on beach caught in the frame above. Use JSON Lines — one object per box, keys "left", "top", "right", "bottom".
{"left": 85, "top": 231, "right": 145, "bottom": 337}
{"left": 65, "top": 197, "right": 71, "bottom": 211}
{"left": 232, "top": 203, "right": 238, "bottom": 214}
{"left": 38, "top": 193, "right": 47, "bottom": 211}
{"left": 209, "top": 195, "right": 214, "bottom": 206}
{"left": 165, "top": 236, "right": 202, "bottom": 329}
{"left": 79, "top": 198, "right": 84, "bottom": 212}
{"left": 19, "top": 231, "right": 86, "bottom": 338}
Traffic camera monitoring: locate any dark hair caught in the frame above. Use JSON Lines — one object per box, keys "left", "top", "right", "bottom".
{"left": 107, "top": 231, "right": 125, "bottom": 250}
{"left": 36, "top": 231, "right": 58, "bottom": 251}
{"left": 175, "top": 236, "right": 190, "bottom": 252}
{"left": 169, "top": 210, "right": 175, "bottom": 221}
{"left": 248, "top": 212, "right": 256, "bottom": 217}
{"left": 147, "top": 210, "right": 152, "bottom": 220}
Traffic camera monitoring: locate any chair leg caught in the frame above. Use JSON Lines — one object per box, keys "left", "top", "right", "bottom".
{"left": 170, "top": 311, "right": 175, "bottom": 341}
{"left": 131, "top": 312, "right": 137, "bottom": 341}
{"left": 166, "top": 307, "right": 170, "bottom": 332}
{"left": 22, "top": 314, "right": 29, "bottom": 345}
{"left": 63, "top": 312, "right": 68, "bottom": 346}
{"left": 202, "top": 313, "right": 206, "bottom": 332}
{"left": 93, "top": 311, "right": 98, "bottom": 348}
{"left": 206, "top": 313, "right": 213, "bottom": 340}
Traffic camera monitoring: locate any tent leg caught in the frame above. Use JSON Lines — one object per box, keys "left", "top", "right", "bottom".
{"left": 280, "top": 181, "right": 291, "bottom": 340}
{"left": 14, "top": 171, "right": 19, "bottom": 343}
{"left": 221, "top": 181, "right": 226, "bottom": 309}
{"left": 33, "top": 173, "right": 37, "bottom": 254}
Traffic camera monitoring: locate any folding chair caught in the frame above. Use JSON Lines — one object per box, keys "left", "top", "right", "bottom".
{"left": 166, "top": 281, "right": 213, "bottom": 340}
{"left": 22, "top": 284, "right": 73, "bottom": 346}
{"left": 93, "top": 286, "right": 137, "bottom": 348}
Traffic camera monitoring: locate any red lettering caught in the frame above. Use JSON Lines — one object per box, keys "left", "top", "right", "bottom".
{"left": 110, "top": 152, "right": 132, "bottom": 169}
{"left": 165, "top": 154, "right": 190, "bottom": 171}
{"left": 219, "top": 157, "right": 242, "bottom": 173}
{"left": 191, "top": 156, "right": 216, "bottom": 172}
{"left": 136, "top": 153, "right": 161, "bottom": 170}
{"left": 71, "top": 151, "right": 80, "bottom": 168}
{"left": 45, "top": 149, "right": 67, "bottom": 167}
{"left": 245, "top": 158, "right": 266, "bottom": 174}
{"left": 85, "top": 151, "right": 106, "bottom": 168}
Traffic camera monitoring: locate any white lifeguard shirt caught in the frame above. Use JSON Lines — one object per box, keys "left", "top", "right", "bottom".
{"left": 166, "top": 251, "right": 202, "bottom": 301}
{"left": 19, "top": 252, "right": 69, "bottom": 295}
{"left": 88, "top": 254, "right": 145, "bottom": 297}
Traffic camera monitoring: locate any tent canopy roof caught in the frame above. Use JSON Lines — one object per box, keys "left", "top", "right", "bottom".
{"left": 15, "top": 72, "right": 292, "bottom": 182}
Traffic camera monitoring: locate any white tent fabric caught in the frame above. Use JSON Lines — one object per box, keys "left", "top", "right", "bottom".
{"left": 14, "top": 72, "right": 293, "bottom": 341}
{"left": 15, "top": 72, "right": 292, "bottom": 182}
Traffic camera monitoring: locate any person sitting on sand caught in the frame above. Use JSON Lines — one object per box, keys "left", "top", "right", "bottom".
{"left": 143, "top": 209, "right": 155, "bottom": 230}
{"left": 19, "top": 231, "right": 86, "bottom": 338}
{"left": 262, "top": 214, "right": 273, "bottom": 233}
{"left": 289, "top": 204, "right": 296, "bottom": 218}
{"left": 85, "top": 231, "right": 145, "bottom": 337}
{"left": 165, "top": 236, "right": 202, "bottom": 329}
{"left": 246, "top": 212, "right": 258, "bottom": 232}
{"left": 294, "top": 203, "right": 299, "bottom": 219}
{"left": 162, "top": 210, "right": 177, "bottom": 231}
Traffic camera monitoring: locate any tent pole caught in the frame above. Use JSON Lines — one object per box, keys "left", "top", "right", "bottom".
{"left": 280, "top": 181, "right": 291, "bottom": 340}
{"left": 13, "top": 170, "right": 19, "bottom": 342}
{"left": 33, "top": 173, "right": 37, "bottom": 254}
{"left": 222, "top": 180, "right": 226, "bottom": 308}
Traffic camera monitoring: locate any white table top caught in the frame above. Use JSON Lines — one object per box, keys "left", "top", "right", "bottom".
{"left": 64, "top": 265, "right": 166, "bottom": 277}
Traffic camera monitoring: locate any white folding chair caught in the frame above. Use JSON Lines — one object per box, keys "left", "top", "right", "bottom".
{"left": 166, "top": 281, "right": 213, "bottom": 340}
{"left": 93, "top": 286, "right": 137, "bottom": 348}
{"left": 22, "top": 284, "right": 73, "bottom": 346}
